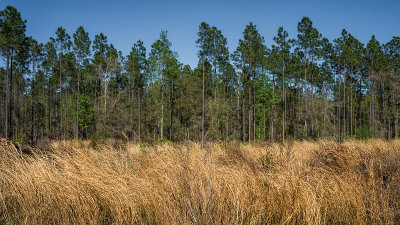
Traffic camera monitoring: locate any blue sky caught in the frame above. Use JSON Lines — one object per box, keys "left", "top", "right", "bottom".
{"left": 1, "top": 0, "right": 399, "bottom": 68}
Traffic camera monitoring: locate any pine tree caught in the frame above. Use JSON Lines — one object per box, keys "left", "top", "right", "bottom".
{"left": 73, "top": 26, "right": 91, "bottom": 139}
{"left": 0, "top": 6, "right": 27, "bottom": 139}
{"left": 126, "top": 40, "right": 146, "bottom": 141}
{"left": 149, "top": 31, "right": 175, "bottom": 141}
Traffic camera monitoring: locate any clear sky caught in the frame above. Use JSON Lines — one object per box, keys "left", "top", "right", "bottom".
{"left": 1, "top": 0, "right": 399, "bottom": 68}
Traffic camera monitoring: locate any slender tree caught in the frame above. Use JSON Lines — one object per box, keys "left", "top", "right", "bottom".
{"left": 236, "top": 22, "right": 266, "bottom": 142}
{"left": 42, "top": 40, "right": 57, "bottom": 138}
{"left": 52, "top": 27, "right": 71, "bottom": 138}
{"left": 149, "top": 31, "right": 175, "bottom": 140}
{"left": 28, "top": 38, "right": 42, "bottom": 143}
{"left": 296, "top": 17, "right": 322, "bottom": 138}
{"left": 273, "top": 26, "right": 291, "bottom": 142}
{"left": 126, "top": 40, "right": 146, "bottom": 141}
{"left": 73, "top": 26, "right": 91, "bottom": 139}
{"left": 384, "top": 36, "right": 400, "bottom": 139}
{"left": 0, "top": 6, "right": 26, "bottom": 139}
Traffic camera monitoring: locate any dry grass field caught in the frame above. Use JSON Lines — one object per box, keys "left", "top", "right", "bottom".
{"left": 0, "top": 138, "right": 399, "bottom": 224}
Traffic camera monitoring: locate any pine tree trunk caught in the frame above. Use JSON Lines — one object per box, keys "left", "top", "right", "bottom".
{"left": 214, "top": 57, "right": 217, "bottom": 104}
{"left": 48, "top": 67, "right": 53, "bottom": 139}
{"left": 104, "top": 72, "right": 107, "bottom": 117}
{"left": 324, "top": 82, "right": 328, "bottom": 135}
{"left": 282, "top": 68, "right": 285, "bottom": 142}
{"left": 59, "top": 52, "right": 63, "bottom": 139}
{"left": 271, "top": 73, "right": 275, "bottom": 143}
{"left": 380, "top": 77, "right": 385, "bottom": 138}
{"left": 336, "top": 72, "right": 341, "bottom": 142}
{"left": 359, "top": 72, "right": 362, "bottom": 136}
{"left": 396, "top": 96, "right": 398, "bottom": 139}
{"left": 138, "top": 90, "right": 141, "bottom": 142}
{"left": 76, "top": 61, "right": 81, "bottom": 139}
{"left": 343, "top": 67, "right": 346, "bottom": 138}
{"left": 169, "top": 83, "right": 173, "bottom": 140}
{"left": 242, "top": 92, "right": 245, "bottom": 142}
{"left": 350, "top": 68, "right": 353, "bottom": 138}
{"left": 5, "top": 49, "right": 9, "bottom": 139}
{"left": 201, "top": 59, "right": 205, "bottom": 147}
{"left": 248, "top": 86, "right": 251, "bottom": 143}
{"left": 9, "top": 48, "right": 14, "bottom": 139}
{"left": 237, "top": 79, "right": 240, "bottom": 140}
{"left": 311, "top": 62, "right": 314, "bottom": 138}
{"left": 161, "top": 78, "right": 164, "bottom": 140}
{"left": 131, "top": 70, "right": 135, "bottom": 139}
{"left": 369, "top": 77, "right": 372, "bottom": 129}
{"left": 304, "top": 53, "right": 308, "bottom": 137}
{"left": 253, "top": 85, "right": 256, "bottom": 141}
{"left": 31, "top": 57, "right": 36, "bottom": 144}
{"left": 263, "top": 110, "right": 266, "bottom": 141}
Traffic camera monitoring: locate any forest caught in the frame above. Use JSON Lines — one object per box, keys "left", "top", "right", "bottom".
{"left": 1, "top": 5, "right": 400, "bottom": 145}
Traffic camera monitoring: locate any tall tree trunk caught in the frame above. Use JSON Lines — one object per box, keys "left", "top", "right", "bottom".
{"left": 248, "top": 85, "right": 251, "bottom": 143}
{"left": 396, "top": 95, "right": 398, "bottom": 139}
{"left": 9, "top": 48, "right": 14, "bottom": 139}
{"left": 242, "top": 92, "right": 245, "bottom": 142}
{"left": 104, "top": 72, "right": 107, "bottom": 117}
{"left": 4, "top": 49, "right": 9, "bottom": 139}
{"left": 358, "top": 71, "right": 362, "bottom": 136}
{"left": 201, "top": 58, "right": 205, "bottom": 147}
{"left": 370, "top": 69, "right": 376, "bottom": 137}
{"left": 311, "top": 63, "right": 315, "bottom": 138}
{"left": 336, "top": 72, "right": 341, "bottom": 142}
{"left": 263, "top": 110, "right": 266, "bottom": 140}
{"left": 59, "top": 52, "right": 63, "bottom": 139}
{"left": 75, "top": 61, "right": 81, "bottom": 139}
{"left": 131, "top": 70, "right": 135, "bottom": 139}
{"left": 271, "top": 73, "right": 275, "bottom": 143}
{"left": 161, "top": 76, "right": 164, "bottom": 141}
{"left": 380, "top": 76, "right": 385, "bottom": 138}
{"left": 225, "top": 86, "right": 229, "bottom": 139}
{"left": 48, "top": 66, "right": 53, "bottom": 139}
{"left": 369, "top": 76, "right": 372, "bottom": 129}
{"left": 31, "top": 57, "right": 36, "bottom": 144}
{"left": 324, "top": 82, "right": 328, "bottom": 136}
{"left": 343, "top": 67, "right": 346, "bottom": 138}
{"left": 138, "top": 90, "right": 141, "bottom": 142}
{"left": 253, "top": 83, "right": 256, "bottom": 141}
{"left": 214, "top": 56, "right": 217, "bottom": 103}
{"left": 282, "top": 68, "right": 285, "bottom": 142}
{"left": 304, "top": 52, "right": 308, "bottom": 137}
{"left": 296, "top": 76, "right": 300, "bottom": 138}
{"left": 350, "top": 67, "right": 353, "bottom": 138}
{"left": 237, "top": 79, "right": 240, "bottom": 140}
{"left": 169, "top": 83, "right": 173, "bottom": 140}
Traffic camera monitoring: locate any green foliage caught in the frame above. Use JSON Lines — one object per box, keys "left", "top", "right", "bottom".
{"left": 356, "top": 125, "right": 375, "bottom": 140}
{"left": 90, "top": 131, "right": 107, "bottom": 148}
{"left": 11, "top": 133, "right": 27, "bottom": 144}
{"left": 255, "top": 76, "right": 275, "bottom": 115}
{"left": 78, "top": 95, "right": 95, "bottom": 129}
{"left": 0, "top": 5, "right": 27, "bottom": 53}
{"left": 126, "top": 40, "right": 147, "bottom": 92}
{"left": 156, "top": 137, "right": 174, "bottom": 145}
{"left": 73, "top": 26, "right": 91, "bottom": 62}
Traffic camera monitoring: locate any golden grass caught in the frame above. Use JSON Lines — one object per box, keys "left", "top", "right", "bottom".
{"left": 0, "top": 138, "right": 399, "bottom": 224}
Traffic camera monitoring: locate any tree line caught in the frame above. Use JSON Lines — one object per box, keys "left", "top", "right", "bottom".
{"left": 1, "top": 5, "right": 399, "bottom": 144}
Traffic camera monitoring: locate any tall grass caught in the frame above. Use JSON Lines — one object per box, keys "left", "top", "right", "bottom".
{"left": 0, "top": 138, "right": 399, "bottom": 224}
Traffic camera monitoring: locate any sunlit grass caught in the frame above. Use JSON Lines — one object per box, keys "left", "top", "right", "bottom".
{"left": 0, "top": 138, "right": 399, "bottom": 224}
